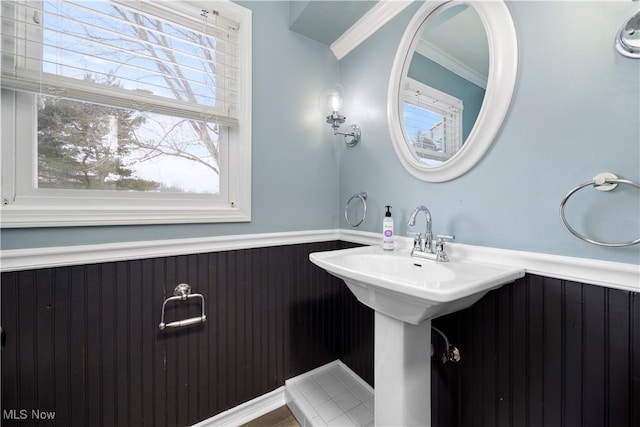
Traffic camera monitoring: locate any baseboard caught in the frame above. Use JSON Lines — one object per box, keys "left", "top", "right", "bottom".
{"left": 190, "top": 360, "right": 371, "bottom": 427}
{"left": 191, "top": 386, "right": 286, "bottom": 427}
{"left": 335, "top": 360, "right": 374, "bottom": 395}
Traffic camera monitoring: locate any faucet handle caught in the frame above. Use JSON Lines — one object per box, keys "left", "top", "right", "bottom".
{"left": 407, "top": 231, "right": 422, "bottom": 242}
{"left": 435, "top": 235, "right": 455, "bottom": 262}
{"left": 436, "top": 234, "right": 455, "bottom": 243}
{"left": 407, "top": 231, "right": 422, "bottom": 251}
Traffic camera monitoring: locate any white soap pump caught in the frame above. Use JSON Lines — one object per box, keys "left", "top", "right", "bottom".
{"left": 382, "top": 205, "right": 394, "bottom": 250}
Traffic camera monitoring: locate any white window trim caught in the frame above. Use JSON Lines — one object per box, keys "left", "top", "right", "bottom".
{"left": 0, "top": 229, "right": 637, "bottom": 295}
{"left": 402, "top": 77, "right": 463, "bottom": 162}
{"left": 0, "top": 0, "right": 252, "bottom": 228}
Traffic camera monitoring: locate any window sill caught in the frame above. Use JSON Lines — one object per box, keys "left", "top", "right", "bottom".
{"left": 0, "top": 203, "right": 251, "bottom": 227}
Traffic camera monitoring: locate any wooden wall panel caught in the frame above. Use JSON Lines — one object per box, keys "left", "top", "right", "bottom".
{"left": 289, "top": 241, "right": 344, "bottom": 378}
{"left": 434, "top": 274, "right": 640, "bottom": 427}
{"left": 2, "top": 242, "right": 638, "bottom": 427}
{"left": 335, "top": 241, "right": 374, "bottom": 388}
{"left": 1, "top": 241, "right": 345, "bottom": 427}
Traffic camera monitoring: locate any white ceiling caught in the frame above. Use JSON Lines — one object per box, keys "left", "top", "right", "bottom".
{"left": 288, "top": 1, "right": 489, "bottom": 87}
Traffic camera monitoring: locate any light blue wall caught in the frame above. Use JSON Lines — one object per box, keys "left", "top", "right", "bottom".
{"left": 289, "top": 0, "right": 311, "bottom": 25}
{"left": 0, "top": 0, "right": 341, "bottom": 249}
{"left": 3, "top": 1, "right": 639, "bottom": 266}
{"left": 338, "top": 1, "right": 640, "bottom": 264}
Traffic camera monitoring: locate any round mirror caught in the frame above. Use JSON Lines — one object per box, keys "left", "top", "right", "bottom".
{"left": 388, "top": 0, "right": 518, "bottom": 182}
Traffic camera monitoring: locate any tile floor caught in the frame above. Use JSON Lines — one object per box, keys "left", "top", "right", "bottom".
{"left": 285, "top": 362, "right": 374, "bottom": 427}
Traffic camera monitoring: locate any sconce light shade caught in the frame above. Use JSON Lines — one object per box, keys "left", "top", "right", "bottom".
{"left": 319, "top": 84, "right": 344, "bottom": 113}
{"left": 328, "top": 89, "right": 344, "bottom": 112}
{"left": 320, "top": 84, "right": 361, "bottom": 147}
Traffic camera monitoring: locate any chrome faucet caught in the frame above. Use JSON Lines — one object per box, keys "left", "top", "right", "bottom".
{"left": 407, "top": 205, "right": 433, "bottom": 254}
{"left": 407, "top": 205, "right": 454, "bottom": 262}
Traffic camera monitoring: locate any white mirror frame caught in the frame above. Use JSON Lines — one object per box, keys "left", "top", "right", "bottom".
{"left": 388, "top": 0, "right": 518, "bottom": 182}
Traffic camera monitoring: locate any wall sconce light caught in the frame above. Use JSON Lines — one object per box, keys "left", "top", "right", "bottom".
{"left": 320, "top": 85, "right": 361, "bottom": 147}
{"left": 615, "top": 9, "right": 640, "bottom": 58}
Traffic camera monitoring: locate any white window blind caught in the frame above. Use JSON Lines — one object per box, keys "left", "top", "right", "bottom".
{"left": 0, "top": 0, "right": 252, "bottom": 227}
{"left": 1, "top": 0, "right": 241, "bottom": 126}
{"left": 403, "top": 78, "right": 463, "bottom": 161}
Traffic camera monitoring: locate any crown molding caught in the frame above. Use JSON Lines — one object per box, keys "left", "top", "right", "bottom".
{"left": 415, "top": 40, "right": 487, "bottom": 88}
{"left": 330, "top": 1, "right": 413, "bottom": 60}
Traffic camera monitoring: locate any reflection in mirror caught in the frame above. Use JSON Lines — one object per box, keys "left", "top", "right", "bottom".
{"left": 403, "top": 78, "right": 464, "bottom": 166}
{"left": 387, "top": 0, "right": 517, "bottom": 182}
{"left": 402, "top": 4, "right": 488, "bottom": 166}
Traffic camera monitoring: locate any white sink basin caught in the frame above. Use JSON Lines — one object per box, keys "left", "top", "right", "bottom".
{"left": 310, "top": 245, "right": 524, "bottom": 324}
{"left": 310, "top": 244, "right": 525, "bottom": 426}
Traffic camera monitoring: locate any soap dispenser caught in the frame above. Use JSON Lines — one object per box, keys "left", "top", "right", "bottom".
{"left": 382, "top": 205, "right": 394, "bottom": 250}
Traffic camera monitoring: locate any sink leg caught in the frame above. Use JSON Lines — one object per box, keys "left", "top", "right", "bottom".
{"left": 374, "top": 312, "right": 431, "bottom": 426}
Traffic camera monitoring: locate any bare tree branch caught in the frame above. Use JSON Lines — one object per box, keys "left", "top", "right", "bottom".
{"left": 110, "top": 6, "right": 221, "bottom": 172}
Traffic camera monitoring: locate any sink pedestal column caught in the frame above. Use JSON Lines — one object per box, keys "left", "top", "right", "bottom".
{"left": 374, "top": 312, "right": 432, "bottom": 426}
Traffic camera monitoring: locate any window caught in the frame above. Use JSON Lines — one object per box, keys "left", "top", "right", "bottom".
{"left": 402, "top": 78, "right": 463, "bottom": 166}
{"left": 1, "top": 0, "right": 251, "bottom": 227}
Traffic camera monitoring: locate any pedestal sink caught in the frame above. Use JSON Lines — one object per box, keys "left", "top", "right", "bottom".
{"left": 309, "top": 244, "right": 524, "bottom": 426}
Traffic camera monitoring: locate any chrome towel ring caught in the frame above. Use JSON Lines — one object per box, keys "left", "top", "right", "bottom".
{"left": 560, "top": 173, "right": 640, "bottom": 247}
{"left": 159, "top": 283, "right": 207, "bottom": 331}
{"left": 345, "top": 192, "right": 367, "bottom": 227}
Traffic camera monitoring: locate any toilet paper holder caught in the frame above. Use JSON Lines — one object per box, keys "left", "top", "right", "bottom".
{"left": 159, "top": 283, "right": 207, "bottom": 331}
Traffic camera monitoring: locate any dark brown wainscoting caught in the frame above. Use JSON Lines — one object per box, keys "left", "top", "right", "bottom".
{"left": 0, "top": 241, "right": 370, "bottom": 427}
{"left": 431, "top": 275, "right": 640, "bottom": 427}
{"left": 2, "top": 241, "right": 638, "bottom": 427}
